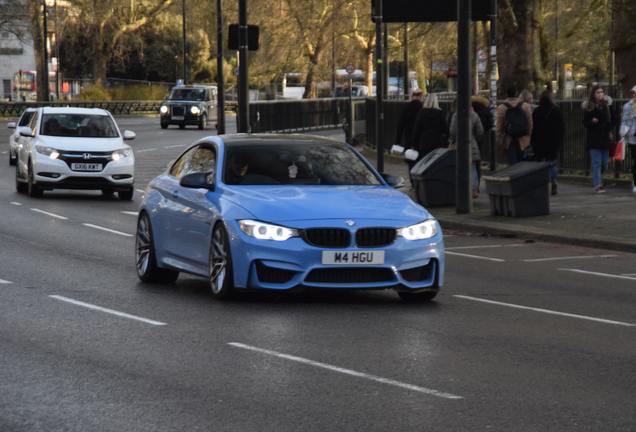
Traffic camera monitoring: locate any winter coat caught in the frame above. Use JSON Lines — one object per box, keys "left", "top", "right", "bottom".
{"left": 620, "top": 98, "right": 636, "bottom": 146}
{"left": 395, "top": 99, "right": 423, "bottom": 148}
{"left": 496, "top": 97, "right": 533, "bottom": 151}
{"left": 531, "top": 102, "right": 564, "bottom": 160}
{"left": 472, "top": 95, "right": 493, "bottom": 151}
{"left": 583, "top": 102, "right": 613, "bottom": 150}
{"left": 411, "top": 107, "right": 448, "bottom": 156}
{"left": 450, "top": 109, "right": 484, "bottom": 162}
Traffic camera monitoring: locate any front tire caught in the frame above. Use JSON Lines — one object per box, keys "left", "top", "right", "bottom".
{"left": 15, "top": 161, "right": 27, "bottom": 193}
{"left": 118, "top": 187, "right": 134, "bottom": 200}
{"left": 160, "top": 122, "right": 168, "bottom": 129}
{"left": 198, "top": 114, "right": 207, "bottom": 130}
{"left": 135, "top": 212, "right": 179, "bottom": 283}
{"left": 209, "top": 224, "right": 235, "bottom": 300}
{"left": 9, "top": 153, "right": 16, "bottom": 166}
{"left": 27, "top": 161, "right": 43, "bottom": 197}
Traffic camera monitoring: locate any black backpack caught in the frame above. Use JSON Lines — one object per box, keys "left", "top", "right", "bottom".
{"left": 503, "top": 101, "right": 529, "bottom": 138}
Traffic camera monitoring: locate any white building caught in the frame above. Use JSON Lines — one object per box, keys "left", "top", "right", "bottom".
{"left": 0, "top": 0, "right": 36, "bottom": 101}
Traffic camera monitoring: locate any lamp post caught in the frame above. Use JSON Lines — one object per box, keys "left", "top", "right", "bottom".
{"left": 182, "top": 0, "right": 187, "bottom": 85}
{"left": 42, "top": 0, "right": 50, "bottom": 102}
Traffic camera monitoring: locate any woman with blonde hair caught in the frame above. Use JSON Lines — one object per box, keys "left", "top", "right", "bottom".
{"left": 412, "top": 93, "right": 448, "bottom": 160}
{"left": 423, "top": 93, "right": 440, "bottom": 109}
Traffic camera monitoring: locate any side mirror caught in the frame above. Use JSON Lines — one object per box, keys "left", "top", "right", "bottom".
{"left": 123, "top": 130, "right": 136, "bottom": 140}
{"left": 179, "top": 171, "right": 215, "bottom": 190}
{"left": 380, "top": 173, "right": 405, "bottom": 189}
{"left": 7, "top": 122, "right": 16, "bottom": 129}
{"left": 19, "top": 127, "right": 34, "bottom": 137}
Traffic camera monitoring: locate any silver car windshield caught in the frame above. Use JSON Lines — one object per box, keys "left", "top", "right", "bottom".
{"left": 41, "top": 114, "right": 119, "bottom": 138}
{"left": 224, "top": 142, "right": 383, "bottom": 186}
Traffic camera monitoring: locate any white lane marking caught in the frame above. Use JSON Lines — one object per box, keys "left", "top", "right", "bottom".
{"left": 121, "top": 211, "right": 139, "bottom": 216}
{"left": 31, "top": 208, "right": 68, "bottom": 220}
{"left": 50, "top": 295, "right": 166, "bottom": 326}
{"left": 454, "top": 295, "right": 636, "bottom": 327}
{"left": 622, "top": 273, "right": 636, "bottom": 276}
{"left": 136, "top": 148, "right": 157, "bottom": 152}
{"left": 445, "top": 251, "right": 505, "bottom": 262}
{"left": 0, "top": 279, "right": 13, "bottom": 284}
{"left": 165, "top": 144, "right": 186, "bottom": 148}
{"left": 229, "top": 342, "right": 463, "bottom": 399}
{"left": 11, "top": 202, "right": 22, "bottom": 206}
{"left": 446, "top": 244, "right": 526, "bottom": 250}
{"left": 559, "top": 268, "right": 636, "bottom": 281}
{"left": 524, "top": 255, "right": 618, "bottom": 262}
{"left": 1, "top": 151, "right": 7, "bottom": 154}
{"left": 136, "top": 189, "right": 146, "bottom": 194}
{"left": 82, "top": 223, "right": 134, "bottom": 237}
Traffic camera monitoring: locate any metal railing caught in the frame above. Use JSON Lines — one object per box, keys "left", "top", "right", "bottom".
{"left": 0, "top": 100, "right": 165, "bottom": 116}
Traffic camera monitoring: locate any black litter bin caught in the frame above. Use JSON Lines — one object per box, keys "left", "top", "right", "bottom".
{"left": 483, "top": 161, "right": 554, "bottom": 217}
{"left": 410, "top": 148, "right": 456, "bottom": 207}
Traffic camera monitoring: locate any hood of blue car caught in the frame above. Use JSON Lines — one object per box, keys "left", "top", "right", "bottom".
{"left": 221, "top": 185, "right": 430, "bottom": 223}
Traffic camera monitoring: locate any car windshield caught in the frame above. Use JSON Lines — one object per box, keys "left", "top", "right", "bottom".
{"left": 224, "top": 142, "right": 382, "bottom": 186}
{"left": 41, "top": 114, "right": 119, "bottom": 138}
{"left": 169, "top": 88, "right": 205, "bottom": 101}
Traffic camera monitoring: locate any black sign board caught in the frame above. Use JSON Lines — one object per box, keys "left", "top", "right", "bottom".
{"left": 228, "top": 24, "right": 260, "bottom": 51}
{"left": 372, "top": 0, "right": 492, "bottom": 22}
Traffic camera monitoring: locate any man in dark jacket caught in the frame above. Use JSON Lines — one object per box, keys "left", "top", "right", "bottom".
{"left": 396, "top": 89, "right": 424, "bottom": 188}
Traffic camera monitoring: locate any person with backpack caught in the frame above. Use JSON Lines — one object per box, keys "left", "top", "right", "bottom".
{"left": 496, "top": 84, "right": 533, "bottom": 165}
{"left": 584, "top": 85, "right": 614, "bottom": 194}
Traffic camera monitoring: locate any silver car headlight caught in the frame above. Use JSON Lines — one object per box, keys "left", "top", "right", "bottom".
{"left": 111, "top": 148, "right": 132, "bottom": 161}
{"left": 238, "top": 220, "right": 299, "bottom": 241}
{"left": 397, "top": 219, "right": 438, "bottom": 240}
{"left": 36, "top": 145, "right": 60, "bottom": 159}
{"left": 160, "top": 105, "right": 169, "bottom": 114}
{"left": 190, "top": 106, "right": 201, "bottom": 115}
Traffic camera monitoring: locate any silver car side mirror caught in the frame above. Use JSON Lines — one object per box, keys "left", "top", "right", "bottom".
{"left": 123, "top": 130, "right": 136, "bottom": 140}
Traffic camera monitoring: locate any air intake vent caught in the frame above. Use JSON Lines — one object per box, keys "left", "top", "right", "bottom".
{"left": 305, "top": 268, "right": 394, "bottom": 284}
{"left": 303, "top": 229, "right": 351, "bottom": 248}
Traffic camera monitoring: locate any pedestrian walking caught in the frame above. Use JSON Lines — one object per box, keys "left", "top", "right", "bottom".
{"left": 583, "top": 85, "right": 614, "bottom": 194}
{"left": 449, "top": 106, "right": 484, "bottom": 199}
{"left": 619, "top": 85, "right": 636, "bottom": 193}
{"left": 472, "top": 95, "right": 494, "bottom": 188}
{"left": 496, "top": 84, "right": 533, "bottom": 166}
{"left": 531, "top": 90, "right": 564, "bottom": 195}
{"left": 411, "top": 93, "right": 448, "bottom": 161}
{"left": 395, "top": 88, "right": 424, "bottom": 188}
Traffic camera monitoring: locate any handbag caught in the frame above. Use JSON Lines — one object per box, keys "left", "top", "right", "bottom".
{"left": 391, "top": 145, "right": 404, "bottom": 155}
{"left": 614, "top": 139, "right": 625, "bottom": 161}
{"left": 404, "top": 149, "right": 419, "bottom": 161}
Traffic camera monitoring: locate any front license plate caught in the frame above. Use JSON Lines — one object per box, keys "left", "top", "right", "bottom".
{"left": 71, "top": 163, "right": 102, "bottom": 171}
{"left": 171, "top": 116, "right": 184, "bottom": 120}
{"left": 322, "top": 250, "right": 385, "bottom": 265}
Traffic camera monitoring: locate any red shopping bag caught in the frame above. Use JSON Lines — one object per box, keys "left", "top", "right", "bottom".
{"left": 614, "top": 139, "right": 625, "bottom": 161}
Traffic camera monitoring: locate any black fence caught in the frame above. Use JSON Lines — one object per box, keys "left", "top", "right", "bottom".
{"left": 0, "top": 100, "right": 164, "bottom": 116}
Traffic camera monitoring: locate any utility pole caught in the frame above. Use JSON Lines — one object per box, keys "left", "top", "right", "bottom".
{"left": 403, "top": 23, "right": 409, "bottom": 99}
{"left": 216, "top": 0, "right": 225, "bottom": 134}
{"left": 489, "top": 0, "right": 497, "bottom": 172}
{"left": 182, "top": 0, "right": 187, "bottom": 84}
{"left": 42, "top": 0, "right": 49, "bottom": 102}
{"left": 238, "top": 0, "right": 249, "bottom": 133}
{"left": 456, "top": 0, "right": 472, "bottom": 214}
{"left": 374, "top": 0, "right": 384, "bottom": 173}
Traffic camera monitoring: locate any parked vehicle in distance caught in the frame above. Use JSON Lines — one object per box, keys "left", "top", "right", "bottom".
{"left": 15, "top": 107, "right": 136, "bottom": 199}
{"left": 159, "top": 84, "right": 218, "bottom": 129}
{"left": 333, "top": 85, "right": 369, "bottom": 97}
{"left": 135, "top": 134, "right": 444, "bottom": 301}
{"left": 7, "top": 108, "right": 37, "bottom": 166}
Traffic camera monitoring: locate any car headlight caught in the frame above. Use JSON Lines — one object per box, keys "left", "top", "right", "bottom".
{"left": 36, "top": 145, "right": 60, "bottom": 159}
{"left": 111, "top": 148, "right": 132, "bottom": 161}
{"left": 398, "top": 219, "right": 438, "bottom": 240}
{"left": 238, "top": 220, "right": 299, "bottom": 241}
{"left": 190, "top": 106, "right": 201, "bottom": 115}
{"left": 160, "top": 105, "right": 169, "bottom": 114}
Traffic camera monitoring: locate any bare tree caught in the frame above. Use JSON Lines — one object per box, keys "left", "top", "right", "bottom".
{"left": 611, "top": 0, "right": 636, "bottom": 94}
{"left": 2, "top": 0, "right": 30, "bottom": 42}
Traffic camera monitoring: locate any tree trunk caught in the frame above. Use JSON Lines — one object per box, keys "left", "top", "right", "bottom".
{"left": 611, "top": 0, "right": 636, "bottom": 95}
{"left": 497, "top": 0, "right": 538, "bottom": 95}
{"left": 365, "top": 47, "right": 374, "bottom": 96}
{"left": 28, "top": 0, "right": 47, "bottom": 101}
{"left": 303, "top": 48, "right": 322, "bottom": 99}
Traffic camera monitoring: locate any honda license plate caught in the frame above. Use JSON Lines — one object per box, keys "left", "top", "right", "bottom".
{"left": 71, "top": 163, "right": 102, "bottom": 171}
{"left": 322, "top": 250, "right": 385, "bottom": 265}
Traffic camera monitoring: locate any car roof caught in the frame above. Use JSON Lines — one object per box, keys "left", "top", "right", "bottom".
{"left": 40, "top": 106, "right": 111, "bottom": 116}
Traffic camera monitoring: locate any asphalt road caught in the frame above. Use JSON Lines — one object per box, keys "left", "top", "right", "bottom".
{"left": 1, "top": 117, "right": 635, "bottom": 431}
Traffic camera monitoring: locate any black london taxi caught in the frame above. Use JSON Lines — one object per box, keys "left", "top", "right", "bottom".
{"left": 159, "top": 84, "right": 218, "bottom": 129}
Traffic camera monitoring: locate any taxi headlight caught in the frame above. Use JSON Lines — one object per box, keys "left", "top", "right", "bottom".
{"left": 111, "top": 148, "right": 132, "bottom": 161}
{"left": 160, "top": 105, "right": 169, "bottom": 114}
{"left": 397, "top": 219, "right": 438, "bottom": 240}
{"left": 238, "top": 220, "right": 299, "bottom": 241}
{"left": 190, "top": 106, "right": 201, "bottom": 115}
{"left": 36, "top": 145, "right": 60, "bottom": 159}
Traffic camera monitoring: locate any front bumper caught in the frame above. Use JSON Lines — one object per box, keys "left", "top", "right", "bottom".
{"left": 227, "top": 220, "right": 445, "bottom": 292}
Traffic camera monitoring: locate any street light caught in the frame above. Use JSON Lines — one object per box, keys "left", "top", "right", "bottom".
{"left": 42, "top": 0, "right": 50, "bottom": 102}
{"left": 182, "top": 0, "right": 187, "bottom": 85}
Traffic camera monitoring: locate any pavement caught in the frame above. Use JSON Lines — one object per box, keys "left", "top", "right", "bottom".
{"left": 313, "top": 128, "right": 636, "bottom": 254}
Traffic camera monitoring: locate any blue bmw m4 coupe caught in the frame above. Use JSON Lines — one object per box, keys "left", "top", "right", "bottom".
{"left": 135, "top": 134, "right": 444, "bottom": 301}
